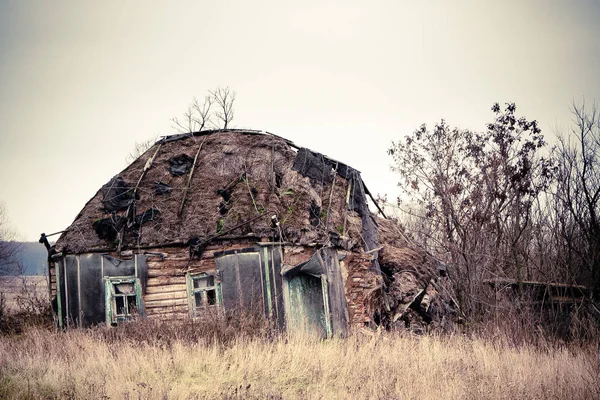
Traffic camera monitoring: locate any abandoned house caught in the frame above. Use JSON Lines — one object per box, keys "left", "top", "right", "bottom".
{"left": 42, "top": 129, "right": 452, "bottom": 336}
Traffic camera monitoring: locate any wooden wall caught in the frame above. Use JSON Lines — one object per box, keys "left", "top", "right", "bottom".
{"left": 48, "top": 241, "right": 373, "bottom": 330}
{"left": 143, "top": 243, "right": 252, "bottom": 320}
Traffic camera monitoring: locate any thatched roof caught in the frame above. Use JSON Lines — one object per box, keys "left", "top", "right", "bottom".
{"left": 55, "top": 130, "right": 376, "bottom": 254}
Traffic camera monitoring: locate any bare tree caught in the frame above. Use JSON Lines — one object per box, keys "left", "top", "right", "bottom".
{"left": 388, "top": 103, "right": 554, "bottom": 313}
{"left": 172, "top": 95, "right": 214, "bottom": 133}
{"left": 191, "top": 95, "right": 214, "bottom": 130}
{"left": 0, "top": 203, "right": 22, "bottom": 275}
{"left": 171, "top": 106, "right": 196, "bottom": 134}
{"left": 554, "top": 100, "right": 600, "bottom": 293}
{"left": 125, "top": 136, "right": 158, "bottom": 165}
{"left": 172, "top": 88, "right": 235, "bottom": 133}
{"left": 209, "top": 87, "right": 236, "bottom": 129}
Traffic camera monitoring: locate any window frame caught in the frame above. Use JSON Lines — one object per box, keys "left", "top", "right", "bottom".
{"left": 104, "top": 276, "right": 144, "bottom": 325}
{"left": 186, "top": 272, "right": 222, "bottom": 318}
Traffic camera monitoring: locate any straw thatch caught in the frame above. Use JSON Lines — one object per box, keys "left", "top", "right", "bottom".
{"left": 56, "top": 130, "right": 364, "bottom": 254}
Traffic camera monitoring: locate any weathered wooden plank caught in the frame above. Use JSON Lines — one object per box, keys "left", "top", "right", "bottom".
{"left": 145, "top": 303, "right": 188, "bottom": 312}
{"left": 147, "top": 263, "right": 216, "bottom": 277}
{"left": 144, "top": 298, "right": 188, "bottom": 308}
{"left": 148, "top": 257, "right": 190, "bottom": 262}
{"left": 143, "top": 243, "right": 255, "bottom": 261}
{"left": 187, "top": 266, "right": 217, "bottom": 275}
{"left": 147, "top": 269, "right": 186, "bottom": 278}
{"left": 146, "top": 284, "right": 188, "bottom": 295}
{"left": 147, "top": 312, "right": 189, "bottom": 320}
{"left": 144, "top": 249, "right": 186, "bottom": 256}
{"left": 147, "top": 276, "right": 186, "bottom": 287}
{"left": 147, "top": 262, "right": 187, "bottom": 270}
{"left": 145, "top": 305, "right": 188, "bottom": 315}
{"left": 147, "top": 259, "right": 216, "bottom": 268}
{"left": 144, "top": 291, "right": 187, "bottom": 302}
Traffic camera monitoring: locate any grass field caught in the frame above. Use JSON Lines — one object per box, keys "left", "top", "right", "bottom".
{"left": 0, "top": 323, "right": 598, "bottom": 400}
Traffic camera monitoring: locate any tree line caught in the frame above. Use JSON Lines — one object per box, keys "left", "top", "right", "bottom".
{"left": 388, "top": 101, "right": 600, "bottom": 332}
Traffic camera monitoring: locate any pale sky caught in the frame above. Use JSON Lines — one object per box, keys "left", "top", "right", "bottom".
{"left": 1, "top": 1, "right": 599, "bottom": 241}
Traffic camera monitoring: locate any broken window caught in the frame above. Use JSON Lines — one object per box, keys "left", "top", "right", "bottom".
{"left": 187, "top": 273, "right": 221, "bottom": 317}
{"left": 104, "top": 276, "right": 143, "bottom": 325}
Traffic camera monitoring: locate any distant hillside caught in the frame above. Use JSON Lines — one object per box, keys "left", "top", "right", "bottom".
{"left": 0, "top": 242, "right": 48, "bottom": 276}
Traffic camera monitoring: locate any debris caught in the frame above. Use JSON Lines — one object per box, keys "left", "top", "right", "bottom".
{"left": 134, "top": 208, "right": 160, "bottom": 227}
{"left": 154, "top": 182, "right": 172, "bottom": 195}
{"left": 292, "top": 147, "right": 335, "bottom": 184}
{"left": 101, "top": 177, "right": 136, "bottom": 212}
{"left": 92, "top": 216, "right": 125, "bottom": 241}
{"left": 168, "top": 154, "right": 194, "bottom": 176}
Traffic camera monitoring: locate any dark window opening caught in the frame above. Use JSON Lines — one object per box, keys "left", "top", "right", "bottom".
{"left": 189, "top": 274, "right": 220, "bottom": 316}
{"left": 115, "top": 296, "right": 125, "bottom": 314}
{"left": 206, "top": 289, "right": 216, "bottom": 305}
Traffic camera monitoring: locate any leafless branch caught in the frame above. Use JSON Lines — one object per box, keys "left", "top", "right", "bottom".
{"left": 191, "top": 96, "right": 214, "bottom": 131}
{"left": 125, "top": 136, "right": 158, "bottom": 165}
{"left": 210, "top": 87, "right": 236, "bottom": 129}
{"left": 0, "top": 203, "right": 23, "bottom": 275}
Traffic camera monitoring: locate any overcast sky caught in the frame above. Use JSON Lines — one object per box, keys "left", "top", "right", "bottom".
{"left": 1, "top": 1, "right": 599, "bottom": 241}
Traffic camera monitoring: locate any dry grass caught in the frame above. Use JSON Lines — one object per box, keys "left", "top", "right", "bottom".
{"left": 0, "top": 323, "right": 598, "bottom": 400}
{"left": 0, "top": 276, "right": 48, "bottom": 313}
{"left": 0, "top": 276, "right": 53, "bottom": 335}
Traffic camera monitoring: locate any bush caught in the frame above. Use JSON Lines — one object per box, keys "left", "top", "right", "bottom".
{"left": 0, "top": 278, "right": 53, "bottom": 335}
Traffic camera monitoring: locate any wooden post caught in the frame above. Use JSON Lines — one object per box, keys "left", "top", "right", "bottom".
{"left": 342, "top": 179, "right": 352, "bottom": 237}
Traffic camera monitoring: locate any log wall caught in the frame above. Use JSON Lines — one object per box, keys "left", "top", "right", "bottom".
{"left": 144, "top": 246, "right": 216, "bottom": 319}
{"left": 137, "top": 242, "right": 364, "bottom": 326}
{"left": 141, "top": 241, "right": 274, "bottom": 320}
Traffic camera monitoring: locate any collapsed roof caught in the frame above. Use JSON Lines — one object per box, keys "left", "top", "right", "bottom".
{"left": 55, "top": 129, "right": 382, "bottom": 256}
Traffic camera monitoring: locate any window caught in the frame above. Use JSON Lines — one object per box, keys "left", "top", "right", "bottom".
{"left": 187, "top": 273, "right": 221, "bottom": 317}
{"left": 104, "top": 276, "right": 143, "bottom": 325}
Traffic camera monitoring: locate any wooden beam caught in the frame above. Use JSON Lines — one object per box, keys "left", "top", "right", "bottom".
{"left": 179, "top": 138, "right": 206, "bottom": 217}
{"left": 147, "top": 276, "right": 187, "bottom": 287}
{"left": 144, "top": 298, "right": 188, "bottom": 308}
{"left": 145, "top": 284, "right": 188, "bottom": 295}
{"left": 145, "top": 305, "right": 188, "bottom": 315}
{"left": 144, "top": 291, "right": 187, "bottom": 302}
{"left": 147, "top": 268, "right": 186, "bottom": 278}
{"left": 362, "top": 182, "right": 387, "bottom": 219}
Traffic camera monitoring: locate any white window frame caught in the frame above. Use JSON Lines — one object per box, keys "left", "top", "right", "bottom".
{"left": 104, "top": 276, "right": 143, "bottom": 325}
{"left": 187, "top": 272, "right": 221, "bottom": 318}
